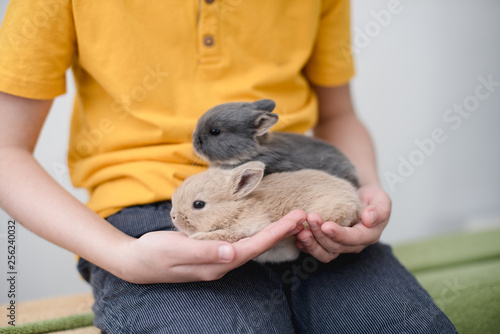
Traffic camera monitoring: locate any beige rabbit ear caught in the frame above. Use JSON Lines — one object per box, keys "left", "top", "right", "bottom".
{"left": 230, "top": 161, "right": 265, "bottom": 199}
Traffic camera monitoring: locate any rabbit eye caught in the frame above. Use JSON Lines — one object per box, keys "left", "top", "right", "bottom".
{"left": 209, "top": 129, "right": 220, "bottom": 136}
{"left": 193, "top": 201, "right": 205, "bottom": 209}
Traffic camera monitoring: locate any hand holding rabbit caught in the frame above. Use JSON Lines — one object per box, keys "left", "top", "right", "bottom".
{"left": 171, "top": 161, "right": 363, "bottom": 263}
{"left": 294, "top": 184, "right": 392, "bottom": 262}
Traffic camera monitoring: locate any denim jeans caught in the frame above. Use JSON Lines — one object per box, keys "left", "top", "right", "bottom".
{"left": 78, "top": 201, "right": 457, "bottom": 334}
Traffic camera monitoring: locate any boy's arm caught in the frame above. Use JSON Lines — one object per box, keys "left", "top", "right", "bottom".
{"left": 0, "top": 91, "right": 304, "bottom": 283}
{"left": 295, "top": 84, "right": 392, "bottom": 263}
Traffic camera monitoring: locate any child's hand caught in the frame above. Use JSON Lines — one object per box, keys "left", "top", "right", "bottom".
{"left": 114, "top": 210, "right": 306, "bottom": 284}
{"left": 295, "top": 184, "right": 391, "bottom": 263}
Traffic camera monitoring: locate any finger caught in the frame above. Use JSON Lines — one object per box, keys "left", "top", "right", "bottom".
{"left": 297, "top": 237, "right": 364, "bottom": 258}
{"left": 295, "top": 232, "right": 340, "bottom": 263}
{"left": 297, "top": 226, "right": 365, "bottom": 255}
{"left": 234, "top": 209, "right": 307, "bottom": 261}
{"left": 321, "top": 221, "right": 382, "bottom": 247}
{"left": 300, "top": 212, "right": 327, "bottom": 249}
{"left": 361, "top": 194, "right": 392, "bottom": 228}
{"left": 304, "top": 213, "right": 338, "bottom": 251}
{"left": 296, "top": 228, "right": 313, "bottom": 248}
{"left": 165, "top": 263, "right": 229, "bottom": 282}
{"left": 170, "top": 238, "right": 246, "bottom": 282}
{"left": 173, "top": 235, "right": 237, "bottom": 265}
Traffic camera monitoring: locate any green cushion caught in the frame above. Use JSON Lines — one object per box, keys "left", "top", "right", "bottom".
{"left": 0, "top": 313, "right": 94, "bottom": 334}
{"left": 393, "top": 229, "right": 500, "bottom": 334}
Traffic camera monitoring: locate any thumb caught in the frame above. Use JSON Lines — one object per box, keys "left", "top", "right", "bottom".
{"left": 361, "top": 193, "right": 391, "bottom": 227}
{"left": 217, "top": 243, "right": 236, "bottom": 263}
{"left": 177, "top": 236, "right": 236, "bottom": 264}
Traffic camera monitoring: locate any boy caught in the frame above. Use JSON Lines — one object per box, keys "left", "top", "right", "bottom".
{"left": 0, "top": 1, "right": 456, "bottom": 332}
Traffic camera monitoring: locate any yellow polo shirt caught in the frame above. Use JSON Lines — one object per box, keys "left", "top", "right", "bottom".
{"left": 0, "top": 0, "right": 354, "bottom": 218}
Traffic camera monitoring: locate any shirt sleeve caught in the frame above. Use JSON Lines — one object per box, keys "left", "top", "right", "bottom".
{"left": 304, "top": 0, "right": 355, "bottom": 87}
{"left": 0, "top": 0, "right": 76, "bottom": 99}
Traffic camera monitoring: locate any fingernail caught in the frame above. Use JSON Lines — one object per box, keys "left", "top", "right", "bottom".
{"left": 325, "top": 230, "right": 334, "bottom": 237}
{"left": 303, "top": 238, "right": 312, "bottom": 245}
{"left": 309, "top": 220, "right": 318, "bottom": 230}
{"left": 370, "top": 211, "right": 377, "bottom": 225}
{"left": 218, "top": 245, "right": 233, "bottom": 262}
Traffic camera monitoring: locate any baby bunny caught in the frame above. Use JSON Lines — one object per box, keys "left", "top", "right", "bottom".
{"left": 193, "top": 99, "right": 360, "bottom": 188}
{"left": 170, "top": 161, "right": 363, "bottom": 263}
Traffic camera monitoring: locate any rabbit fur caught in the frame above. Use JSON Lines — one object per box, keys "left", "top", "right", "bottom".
{"left": 170, "top": 161, "right": 363, "bottom": 263}
{"left": 193, "top": 99, "right": 360, "bottom": 188}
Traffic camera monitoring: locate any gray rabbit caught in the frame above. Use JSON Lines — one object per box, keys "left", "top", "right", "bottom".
{"left": 193, "top": 99, "right": 360, "bottom": 187}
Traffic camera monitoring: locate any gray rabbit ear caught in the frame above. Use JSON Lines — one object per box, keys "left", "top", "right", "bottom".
{"left": 230, "top": 161, "right": 265, "bottom": 199}
{"left": 252, "top": 99, "right": 276, "bottom": 112}
{"left": 254, "top": 112, "right": 278, "bottom": 136}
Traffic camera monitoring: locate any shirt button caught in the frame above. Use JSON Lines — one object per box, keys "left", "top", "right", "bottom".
{"left": 203, "top": 35, "right": 215, "bottom": 47}
{"left": 205, "top": 0, "right": 215, "bottom": 4}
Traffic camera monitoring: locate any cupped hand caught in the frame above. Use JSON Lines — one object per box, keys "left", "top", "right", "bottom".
{"left": 114, "top": 210, "right": 307, "bottom": 284}
{"left": 295, "top": 184, "right": 391, "bottom": 263}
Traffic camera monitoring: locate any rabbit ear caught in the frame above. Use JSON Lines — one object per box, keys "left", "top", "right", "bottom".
{"left": 230, "top": 161, "right": 265, "bottom": 199}
{"left": 254, "top": 112, "right": 278, "bottom": 136}
{"left": 252, "top": 99, "right": 276, "bottom": 112}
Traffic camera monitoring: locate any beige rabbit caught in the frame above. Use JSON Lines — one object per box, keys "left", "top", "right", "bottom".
{"left": 170, "top": 161, "right": 363, "bottom": 263}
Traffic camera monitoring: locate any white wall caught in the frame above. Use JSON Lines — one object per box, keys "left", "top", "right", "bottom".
{"left": 351, "top": 0, "right": 500, "bottom": 243}
{"left": 0, "top": 0, "right": 499, "bottom": 302}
